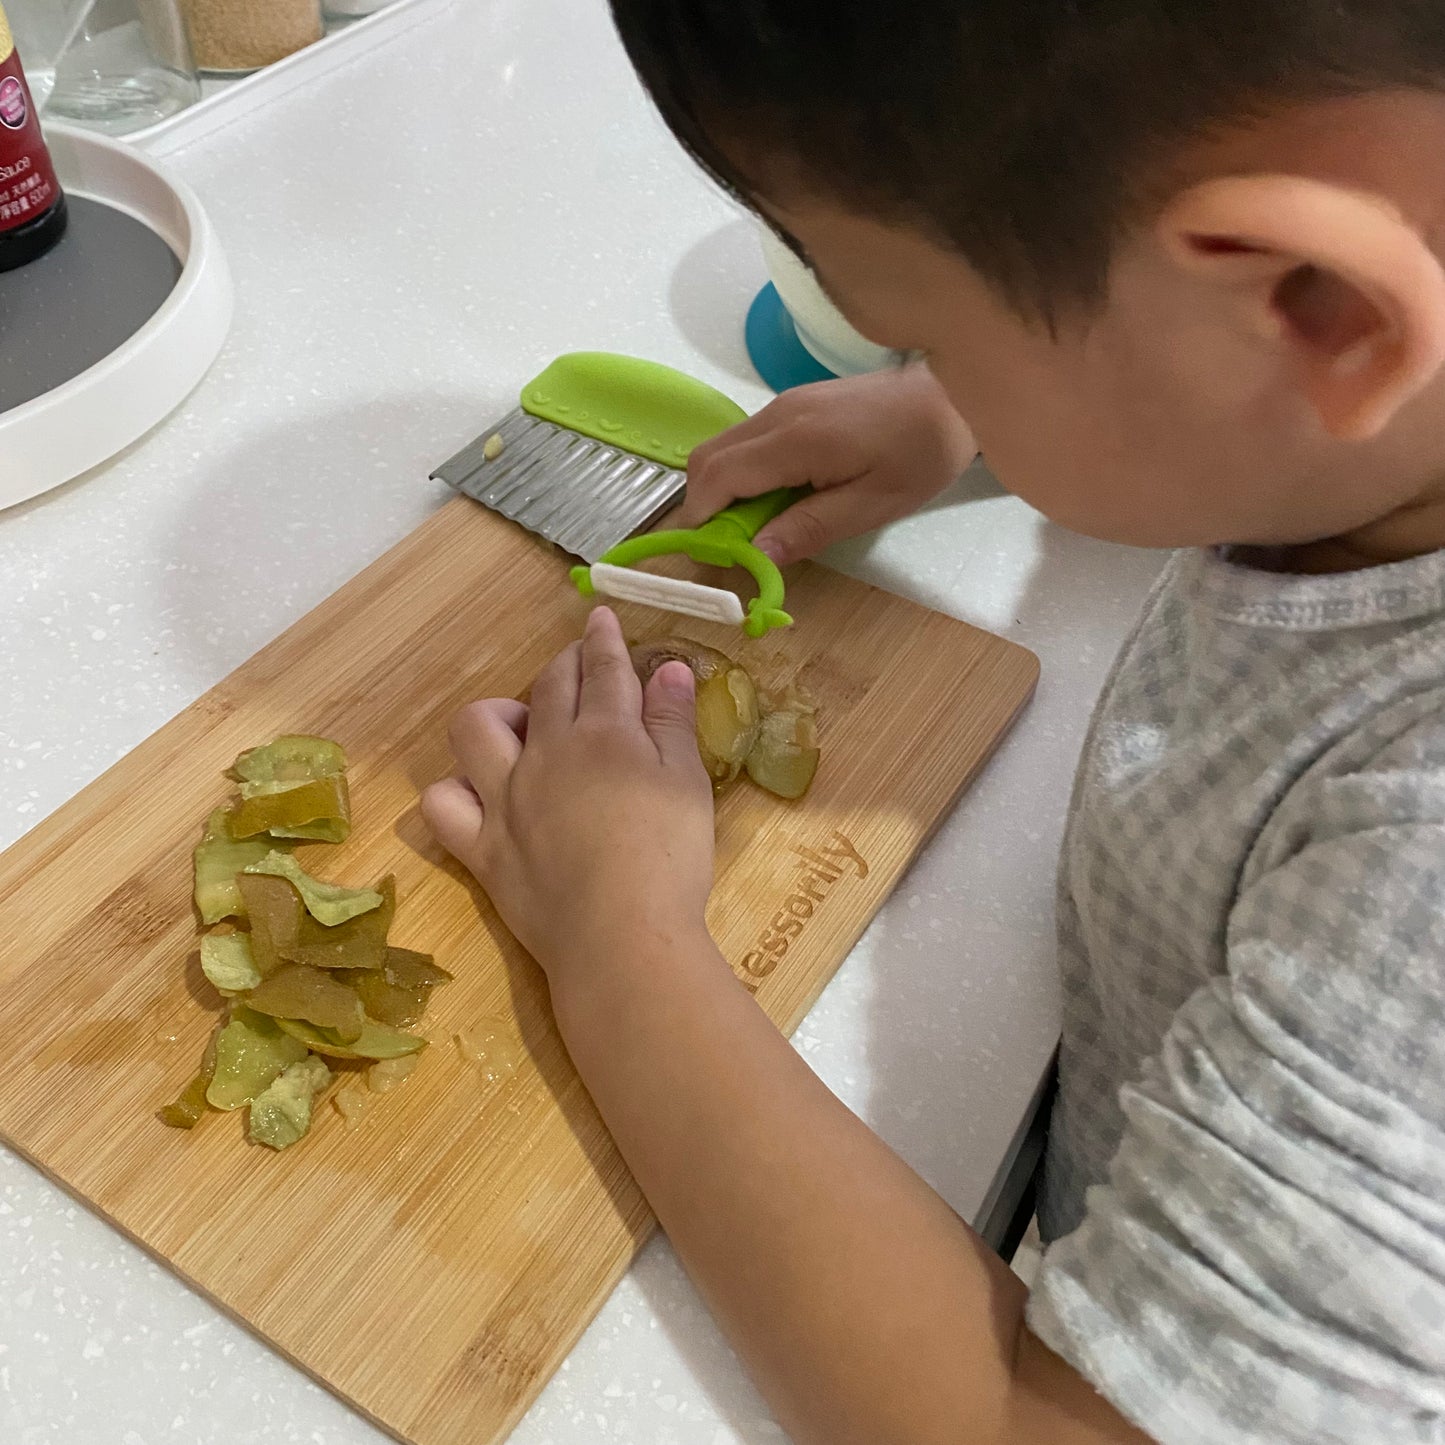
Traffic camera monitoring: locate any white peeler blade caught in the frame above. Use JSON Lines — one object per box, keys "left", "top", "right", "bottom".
{"left": 588, "top": 564, "right": 747, "bottom": 626}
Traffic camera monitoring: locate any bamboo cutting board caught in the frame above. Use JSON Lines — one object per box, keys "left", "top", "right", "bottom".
{"left": 0, "top": 496, "right": 1037, "bottom": 1445}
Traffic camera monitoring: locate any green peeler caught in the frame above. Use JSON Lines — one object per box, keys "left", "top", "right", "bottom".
{"left": 571, "top": 486, "right": 800, "bottom": 637}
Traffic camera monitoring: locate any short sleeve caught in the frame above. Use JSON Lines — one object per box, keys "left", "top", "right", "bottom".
{"left": 1026, "top": 811, "right": 1445, "bottom": 1444}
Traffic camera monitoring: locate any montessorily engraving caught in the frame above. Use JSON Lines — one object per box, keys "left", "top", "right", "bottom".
{"left": 737, "top": 832, "right": 870, "bottom": 988}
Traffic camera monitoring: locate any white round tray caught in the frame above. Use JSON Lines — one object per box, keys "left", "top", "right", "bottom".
{"left": 0, "top": 126, "right": 232, "bottom": 511}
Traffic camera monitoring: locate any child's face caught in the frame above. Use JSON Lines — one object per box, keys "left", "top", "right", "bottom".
{"left": 763, "top": 198, "right": 1426, "bottom": 551}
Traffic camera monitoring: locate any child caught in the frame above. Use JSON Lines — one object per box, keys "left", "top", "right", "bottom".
{"left": 422, "top": 3, "right": 1445, "bottom": 1441}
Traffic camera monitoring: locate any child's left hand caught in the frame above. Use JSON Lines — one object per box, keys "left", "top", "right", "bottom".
{"left": 421, "top": 607, "right": 717, "bottom": 991}
{"left": 422, "top": 615, "right": 1130, "bottom": 1445}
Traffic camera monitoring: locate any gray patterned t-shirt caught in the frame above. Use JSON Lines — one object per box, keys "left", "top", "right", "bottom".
{"left": 1026, "top": 545, "right": 1445, "bottom": 1444}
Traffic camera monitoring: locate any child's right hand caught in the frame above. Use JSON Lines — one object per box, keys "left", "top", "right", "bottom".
{"left": 676, "top": 365, "right": 977, "bottom": 564}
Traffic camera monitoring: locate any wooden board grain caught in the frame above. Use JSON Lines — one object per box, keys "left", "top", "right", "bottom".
{"left": 0, "top": 497, "right": 1037, "bottom": 1445}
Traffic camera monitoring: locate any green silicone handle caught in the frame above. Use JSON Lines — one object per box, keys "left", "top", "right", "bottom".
{"left": 521, "top": 352, "right": 748, "bottom": 469}
{"left": 712, "top": 488, "right": 798, "bottom": 538}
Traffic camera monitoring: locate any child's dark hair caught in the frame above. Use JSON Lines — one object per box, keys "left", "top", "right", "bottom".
{"left": 608, "top": 0, "right": 1445, "bottom": 315}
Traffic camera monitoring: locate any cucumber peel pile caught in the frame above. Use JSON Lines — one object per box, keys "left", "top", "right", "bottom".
{"left": 162, "top": 737, "right": 448, "bottom": 1150}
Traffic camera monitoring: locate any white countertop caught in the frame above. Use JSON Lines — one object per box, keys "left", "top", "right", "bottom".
{"left": 0, "top": 1, "right": 1166, "bottom": 1440}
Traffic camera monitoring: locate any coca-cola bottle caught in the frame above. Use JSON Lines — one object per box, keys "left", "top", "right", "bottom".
{"left": 0, "top": 2, "right": 67, "bottom": 273}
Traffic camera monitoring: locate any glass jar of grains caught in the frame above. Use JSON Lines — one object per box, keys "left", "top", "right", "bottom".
{"left": 179, "top": 0, "right": 322, "bottom": 72}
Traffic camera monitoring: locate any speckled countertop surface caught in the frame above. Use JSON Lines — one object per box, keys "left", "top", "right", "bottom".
{"left": 0, "top": 1, "right": 1166, "bottom": 1441}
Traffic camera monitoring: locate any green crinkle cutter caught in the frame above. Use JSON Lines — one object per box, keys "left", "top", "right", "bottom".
{"left": 431, "top": 352, "right": 802, "bottom": 637}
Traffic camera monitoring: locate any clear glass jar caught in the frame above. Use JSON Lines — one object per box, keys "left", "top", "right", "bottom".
{"left": 179, "top": 0, "right": 322, "bottom": 74}
{"left": 39, "top": 0, "right": 200, "bottom": 134}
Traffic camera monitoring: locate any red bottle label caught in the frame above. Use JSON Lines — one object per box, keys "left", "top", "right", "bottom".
{"left": 0, "top": 10, "right": 62, "bottom": 237}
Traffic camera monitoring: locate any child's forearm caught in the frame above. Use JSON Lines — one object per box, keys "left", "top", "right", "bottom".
{"left": 551, "top": 932, "right": 1137, "bottom": 1445}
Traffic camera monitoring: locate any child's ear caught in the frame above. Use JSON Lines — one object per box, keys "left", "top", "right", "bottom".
{"left": 1158, "top": 174, "right": 1445, "bottom": 440}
